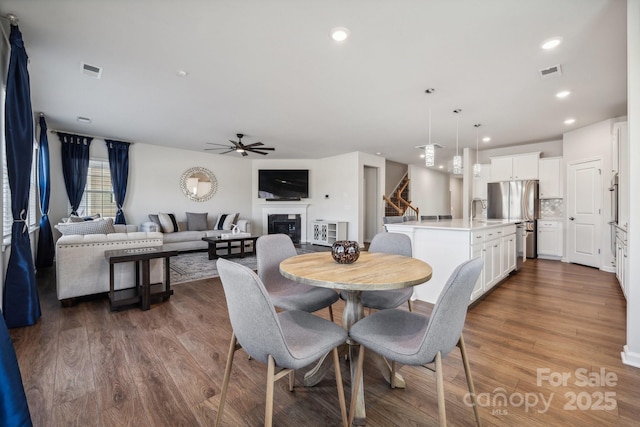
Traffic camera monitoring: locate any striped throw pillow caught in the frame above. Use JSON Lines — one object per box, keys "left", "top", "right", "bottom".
{"left": 55, "top": 218, "right": 116, "bottom": 236}
{"left": 158, "top": 213, "right": 181, "bottom": 233}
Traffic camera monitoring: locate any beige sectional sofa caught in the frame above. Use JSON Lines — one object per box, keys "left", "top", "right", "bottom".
{"left": 55, "top": 224, "right": 164, "bottom": 303}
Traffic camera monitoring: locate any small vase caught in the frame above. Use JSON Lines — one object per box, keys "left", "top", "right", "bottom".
{"left": 331, "top": 240, "right": 360, "bottom": 264}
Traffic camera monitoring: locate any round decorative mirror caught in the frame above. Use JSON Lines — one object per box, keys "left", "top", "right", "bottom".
{"left": 180, "top": 167, "right": 218, "bottom": 201}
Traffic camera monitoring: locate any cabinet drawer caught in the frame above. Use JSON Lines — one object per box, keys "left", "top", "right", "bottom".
{"left": 471, "top": 230, "right": 485, "bottom": 244}
{"left": 539, "top": 221, "right": 559, "bottom": 229}
{"left": 484, "top": 229, "right": 500, "bottom": 241}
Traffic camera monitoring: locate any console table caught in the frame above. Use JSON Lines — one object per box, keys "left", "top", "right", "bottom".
{"left": 104, "top": 246, "right": 178, "bottom": 311}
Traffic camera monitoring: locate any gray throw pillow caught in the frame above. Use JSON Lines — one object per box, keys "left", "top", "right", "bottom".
{"left": 55, "top": 217, "right": 116, "bottom": 235}
{"left": 186, "top": 212, "right": 208, "bottom": 231}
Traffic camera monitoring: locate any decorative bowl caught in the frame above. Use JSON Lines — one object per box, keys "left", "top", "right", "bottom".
{"left": 331, "top": 240, "right": 360, "bottom": 264}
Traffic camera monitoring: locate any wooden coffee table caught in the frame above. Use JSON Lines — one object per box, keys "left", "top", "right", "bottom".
{"left": 202, "top": 235, "right": 259, "bottom": 260}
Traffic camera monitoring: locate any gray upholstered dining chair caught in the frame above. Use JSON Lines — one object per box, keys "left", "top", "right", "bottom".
{"left": 341, "top": 232, "right": 414, "bottom": 312}
{"left": 421, "top": 215, "right": 438, "bottom": 221}
{"left": 439, "top": 214, "right": 453, "bottom": 220}
{"left": 215, "top": 258, "right": 348, "bottom": 427}
{"left": 348, "top": 257, "right": 483, "bottom": 427}
{"left": 256, "top": 234, "right": 339, "bottom": 321}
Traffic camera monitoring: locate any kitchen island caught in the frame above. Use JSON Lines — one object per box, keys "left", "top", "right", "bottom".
{"left": 385, "top": 219, "right": 518, "bottom": 304}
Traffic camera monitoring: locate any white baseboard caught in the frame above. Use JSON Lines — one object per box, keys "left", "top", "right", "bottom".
{"left": 600, "top": 265, "right": 616, "bottom": 273}
{"left": 621, "top": 345, "right": 640, "bottom": 368}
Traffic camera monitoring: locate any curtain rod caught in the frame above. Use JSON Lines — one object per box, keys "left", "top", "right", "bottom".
{"left": 48, "top": 129, "right": 134, "bottom": 144}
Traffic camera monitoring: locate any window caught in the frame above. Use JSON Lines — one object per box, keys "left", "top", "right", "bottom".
{"left": 70, "top": 159, "right": 116, "bottom": 218}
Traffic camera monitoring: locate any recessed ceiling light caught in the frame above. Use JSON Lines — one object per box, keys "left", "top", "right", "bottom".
{"left": 375, "top": 152, "right": 382, "bottom": 155}
{"left": 331, "top": 27, "right": 350, "bottom": 42}
{"left": 482, "top": 137, "right": 491, "bottom": 143}
{"left": 438, "top": 165, "right": 444, "bottom": 169}
{"left": 541, "top": 37, "right": 562, "bottom": 50}
{"left": 564, "top": 118, "right": 576, "bottom": 125}
{"left": 77, "top": 116, "right": 92, "bottom": 124}
{"left": 419, "top": 153, "right": 425, "bottom": 158}
{"left": 556, "top": 90, "right": 571, "bottom": 98}
{"left": 177, "top": 70, "right": 188, "bottom": 77}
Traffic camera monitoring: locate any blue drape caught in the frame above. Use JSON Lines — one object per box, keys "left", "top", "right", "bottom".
{"left": 0, "top": 313, "right": 31, "bottom": 426}
{"left": 3, "top": 24, "right": 41, "bottom": 331}
{"left": 35, "top": 115, "right": 54, "bottom": 269}
{"left": 105, "top": 139, "right": 130, "bottom": 225}
{"left": 57, "top": 132, "right": 92, "bottom": 216}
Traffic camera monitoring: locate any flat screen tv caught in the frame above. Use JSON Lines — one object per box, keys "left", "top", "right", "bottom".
{"left": 258, "top": 169, "right": 309, "bottom": 200}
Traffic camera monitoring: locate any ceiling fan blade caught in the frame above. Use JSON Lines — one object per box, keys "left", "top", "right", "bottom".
{"left": 241, "top": 151, "right": 249, "bottom": 157}
{"left": 243, "top": 142, "right": 264, "bottom": 148}
{"left": 204, "top": 146, "right": 233, "bottom": 151}
{"left": 248, "top": 147, "right": 275, "bottom": 151}
{"left": 247, "top": 150, "right": 270, "bottom": 155}
{"left": 218, "top": 148, "right": 237, "bottom": 154}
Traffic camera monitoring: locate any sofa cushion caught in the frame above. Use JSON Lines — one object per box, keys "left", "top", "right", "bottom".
{"left": 186, "top": 212, "right": 208, "bottom": 231}
{"left": 158, "top": 213, "right": 181, "bottom": 233}
{"left": 162, "top": 230, "right": 205, "bottom": 244}
{"left": 55, "top": 217, "right": 116, "bottom": 235}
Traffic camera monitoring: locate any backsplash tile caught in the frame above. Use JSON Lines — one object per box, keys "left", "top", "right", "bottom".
{"left": 541, "top": 198, "right": 563, "bottom": 218}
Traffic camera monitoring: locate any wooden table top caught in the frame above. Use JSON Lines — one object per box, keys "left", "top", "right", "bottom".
{"left": 279, "top": 251, "right": 432, "bottom": 291}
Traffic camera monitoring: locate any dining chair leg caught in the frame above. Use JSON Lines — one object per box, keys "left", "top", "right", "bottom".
{"left": 390, "top": 361, "right": 397, "bottom": 389}
{"left": 215, "top": 333, "right": 238, "bottom": 427}
{"left": 407, "top": 299, "right": 413, "bottom": 312}
{"left": 458, "top": 335, "right": 482, "bottom": 427}
{"left": 329, "top": 305, "right": 335, "bottom": 322}
{"left": 332, "top": 347, "right": 348, "bottom": 427}
{"left": 435, "top": 351, "right": 446, "bottom": 427}
{"left": 348, "top": 346, "right": 365, "bottom": 427}
{"left": 266, "top": 355, "right": 276, "bottom": 427}
{"left": 288, "top": 370, "right": 295, "bottom": 392}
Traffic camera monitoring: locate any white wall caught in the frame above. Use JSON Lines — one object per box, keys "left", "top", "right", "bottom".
{"left": 623, "top": 0, "right": 640, "bottom": 368}
{"left": 450, "top": 176, "right": 463, "bottom": 218}
{"left": 407, "top": 165, "right": 450, "bottom": 217}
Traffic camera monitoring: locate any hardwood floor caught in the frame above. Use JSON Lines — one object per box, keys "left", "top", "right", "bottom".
{"left": 10, "top": 258, "right": 640, "bottom": 426}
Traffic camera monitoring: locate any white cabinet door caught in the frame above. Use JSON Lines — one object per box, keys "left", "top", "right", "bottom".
{"left": 490, "top": 157, "right": 513, "bottom": 181}
{"left": 491, "top": 153, "right": 540, "bottom": 181}
{"left": 539, "top": 158, "right": 562, "bottom": 198}
{"left": 538, "top": 221, "right": 563, "bottom": 258}
{"left": 505, "top": 233, "right": 517, "bottom": 272}
{"left": 512, "top": 153, "right": 539, "bottom": 180}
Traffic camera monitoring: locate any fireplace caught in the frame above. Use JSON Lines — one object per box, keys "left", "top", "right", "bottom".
{"left": 262, "top": 204, "right": 309, "bottom": 243}
{"left": 268, "top": 214, "right": 301, "bottom": 244}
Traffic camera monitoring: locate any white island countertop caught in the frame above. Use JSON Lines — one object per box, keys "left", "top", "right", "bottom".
{"left": 388, "top": 219, "right": 519, "bottom": 231}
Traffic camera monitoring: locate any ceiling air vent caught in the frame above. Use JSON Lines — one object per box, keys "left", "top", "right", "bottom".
{"left": 539, "top": 64, "right": 562, "bottom": 79}
{"left": 81, "top": 62, "right": 103, "bottom": 79}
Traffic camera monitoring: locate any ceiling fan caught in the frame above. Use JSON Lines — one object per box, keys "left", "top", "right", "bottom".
{"left": 205, "top": 133, "right": 275, "bottom": 156}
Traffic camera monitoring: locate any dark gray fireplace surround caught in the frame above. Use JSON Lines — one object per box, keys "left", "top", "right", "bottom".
{"left": 267, "top": 214, "right": 301, "bottom": 244}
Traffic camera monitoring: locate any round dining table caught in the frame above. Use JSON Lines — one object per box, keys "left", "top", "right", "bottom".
{"left": 280, "top": 251, "right": 432, "bottom": 425}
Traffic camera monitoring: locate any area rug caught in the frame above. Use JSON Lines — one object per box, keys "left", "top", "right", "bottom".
{"left": 170, "top": 248, "right": 315, "bottom": 285}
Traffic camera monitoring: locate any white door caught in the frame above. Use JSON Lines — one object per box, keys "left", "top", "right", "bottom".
{"left": 566, "top": 159, "right": 602, "bottom": 267}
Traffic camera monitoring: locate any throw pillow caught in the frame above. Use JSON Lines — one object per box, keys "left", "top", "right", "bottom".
{"left": 186, "top": 212, "right": 208, "bottom": 231}
{"left": 148, "top": 214, "right": 162, "bottom": 229}
{"left": 55, "top": 217, "right": 116, "bottom": 236}
{"left": 223, "top": 212, "right": 239, "bottom": 230}
{"left": 158, "top": 213, "right": 181, "bottom": 233}
{"left": 214, "top": 213, "right": 239, "bottom": 230}
{"left": 67, "top": 213, "right": 101, "bottom": 222}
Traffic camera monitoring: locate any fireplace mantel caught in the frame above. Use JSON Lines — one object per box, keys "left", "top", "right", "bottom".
{"left": 262, "top": 204, "right": 309, "bottom": 243}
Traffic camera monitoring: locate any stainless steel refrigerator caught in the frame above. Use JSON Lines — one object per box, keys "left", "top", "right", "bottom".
{"left": 487, "top": 180, "right": 540, "bottom": 260}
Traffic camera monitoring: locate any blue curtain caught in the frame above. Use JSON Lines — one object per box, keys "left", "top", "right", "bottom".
{"left": 57, "top": 132, "right": 92, "bottom": 216}
{"left": 35, "top": 115, "right": 54, "bottom": 269}
{"left": 0, "top": 313, "right": 31, "bottom": 426}
{"left": 105, "top": 139, "right": 130, "bottom": 225}
{"left": 3, "top": 24, "right": 41, "bottom": 330}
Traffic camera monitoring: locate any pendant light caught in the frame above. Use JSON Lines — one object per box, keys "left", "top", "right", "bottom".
{"left": 473, "top": 124, "right": 482, "bottom": 179}
{"left": 424, "top": 88, "right": 435, "bottom": 167}
{"left": 452, "top": 109, "right": 462, "bottom": 174}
